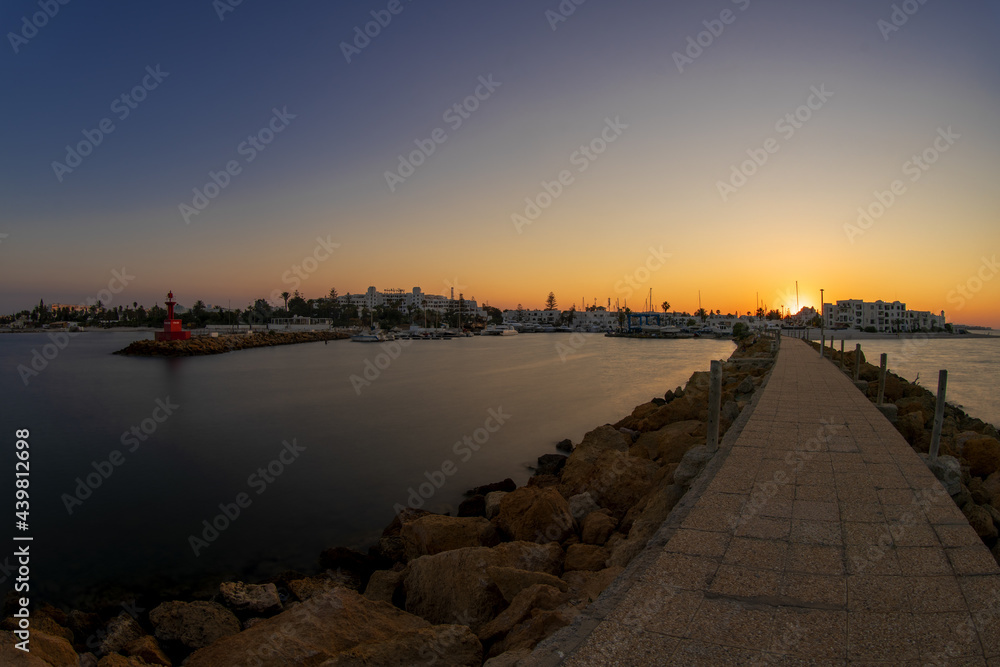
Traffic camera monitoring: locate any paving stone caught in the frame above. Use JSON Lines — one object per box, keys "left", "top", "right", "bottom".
{"left": 779, "top": 572, "right": 847, "bottom": 608}
{"left": 847, "top": 612, "right": 920, "bottom": 661}
{"left": 663, "top": 528, "right": 730, "bottom": 558}
{"left": 768, "top": 608, "right": 847, "bottom": 659}
{"left": 847, "top": 575, "right": 911, "bottom": 613}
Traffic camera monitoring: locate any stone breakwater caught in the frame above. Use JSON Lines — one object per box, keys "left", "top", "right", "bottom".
{"left": 3, "top": 335, "right": 776, "bottom": 667}
{"left": 809, "top": 341, "right": 1000, "bottom": 567}
{"left": 113, "top": 330, "right": 349, "bottom": 357}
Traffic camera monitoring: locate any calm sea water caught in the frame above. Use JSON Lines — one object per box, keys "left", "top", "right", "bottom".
{"left": 850, "top": 335, "right": 1000, "bottom": 425}
{"left": 1, "top": 331, "right": 735, "bottom": 605}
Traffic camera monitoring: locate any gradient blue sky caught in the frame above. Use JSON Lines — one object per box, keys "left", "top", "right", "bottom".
{"left": 3, "top": 0, "right": 999, "bottom": 324}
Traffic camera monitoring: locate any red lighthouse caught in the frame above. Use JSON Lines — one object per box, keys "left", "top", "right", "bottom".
{"left": 154, "top": 291, "right": 192, "bottom": 341}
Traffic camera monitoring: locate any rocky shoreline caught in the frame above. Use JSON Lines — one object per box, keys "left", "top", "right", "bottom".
{"left": 3, "top": 335, "right": 779, "bottom": 666}
{"left": 808, "top": 341, "right": 1000, "bottom": 565}
{"left": 112, "top": 331, "right": 349, "bottom": 357}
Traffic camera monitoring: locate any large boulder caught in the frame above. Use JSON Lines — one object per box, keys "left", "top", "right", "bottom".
{"left": 962, "top": 503, "right": 999, "bottom": 542}
{"left": 535, "top": 454, "right": 567, "bottom": 477}
{"left": 580, "top": 511, "right": 616, "bottom": 546}
{"left": 289, "top": 575, "right": 340, "bottom": 602}
{"left": 320, "top": 624, "right": 482, "bottom": 666}
{"left": 476, "top": 584, "right": 568, "bottom": 645}
{"left": 897, "top": 411, "right": 928, "bottom": 448}
{"left": 896, "top": 395, "right": 936, "bottom": 426}
{"left": 400, "top": 515, "right": 499, "bottom": 559}
{"left": 185, "top": 587, "right": 465, "bottom": 666}
{"left": 99, "top": 614, "right": 143, "bottom": 655}
{"left": 486, "top": 566, "right": 568, "bottom": 603}
{"left": 632, "top": 420, "right": 703, "bottom": 463}
{"left": 983, "top": 472, "right": 1000, "bottom": 509}
{"left": 371, "top": 509, "right": 435, "bottom": 563}
{"left": 564, "top": 544, "right": 608, "bottom": 572}
{"left": 571, "top": 425, "right": 629, "bottom": 462}
{"left": 963, "top": 437, "right": 1000, "bottom": 478}
{"left": 458, "top": 495, "right": 486, "bottom": 517}
{"left": 0, "top": 630, "right": 77, "bottom": 666}
{"left": 496, "top": 487, "right": 575, "bottom": 543}
{"left": 956, "top": 430, "right": 985, "bottom": 457}
{"left": 625, "top": 483, "right": 686, "bottom": 545}
{"left": 486, "top": 607, "right": 576, "bottom": 659}
{"left": 923, "top": 454, "right": 961, "bottom": 496}
{"left": 567, "top": 492, "right": 600, "bottom": 521}
{"left": 561, "top": 566, "right": 623, "bottom": 607}
{"left": 124, "top": 635, "right": 170, "bottom": 666}
{"left": 363, "top": 569, "right": 407, "bottom": 606}
{"left": 484, "top": 491, "right": 507, "bottom": 519}
{"left": 149, "top": 601, "right": 240, "bottom": 650}
{"left": 403, "top": 542, "right": 563, "bottom": 631}
{"left": 220, "top": 581, "right": 282, "bottom": 614}
{"left": 559, "top": 449, "right": 658, "bottom": 517}
{"left": 673, "top": 445, "right": 715, "bottom": 487}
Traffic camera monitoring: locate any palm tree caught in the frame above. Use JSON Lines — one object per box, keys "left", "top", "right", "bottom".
{"left": 280, "top": 291, "right": 290, "bottom": 311}
{"left": 696, "top": 307, "right": 708, "bottom": 322}
{"left": 661, "top": 301, "right": 670, "bottom": 313}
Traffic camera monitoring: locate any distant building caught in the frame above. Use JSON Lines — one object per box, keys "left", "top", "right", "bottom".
{"left": 49, "top": 303, "right": 89, "bottom": 314}
{"left": 334, "top": 286, "right": 487, "bottom": 319}
{"left": 822, "top": 299, "right": 945, "bottom": 332}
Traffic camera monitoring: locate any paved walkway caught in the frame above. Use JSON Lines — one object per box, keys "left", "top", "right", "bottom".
{"left": 557, "top": 337, "right": 1000, "bottom": 665}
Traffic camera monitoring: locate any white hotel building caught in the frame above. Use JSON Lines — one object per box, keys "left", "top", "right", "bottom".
{"left": 335, "top": 286, "right": 487, "bottom": 319}
{"left": 822, "top": 299, "right": 946, "bottom": 332}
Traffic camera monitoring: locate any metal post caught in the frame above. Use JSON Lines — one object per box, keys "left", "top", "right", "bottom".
{"left": 877, "top": 353, "right": 887, "bottom": 405}
{"left": 820, "top": 334, "right": 825, "bottom": 357}
{"left": 929, "top": 370, "right": 948, "bottom": 460}
{"left": 853, "top": 344, "right": 861, "bottom": 381}
{"left": 706, "top": 359, "right": 722, "bottom": 452}
{"left": 840, "top": 339, "right": 845, "bottom": 370}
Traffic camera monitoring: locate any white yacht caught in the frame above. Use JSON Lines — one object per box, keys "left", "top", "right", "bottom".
{"left": 484, "top": 324, "right": 519, "bottom": 336}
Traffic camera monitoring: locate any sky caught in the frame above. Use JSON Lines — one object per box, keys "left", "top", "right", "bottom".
{"left": 2, "top": 0, "right": 999, "bottom": 325}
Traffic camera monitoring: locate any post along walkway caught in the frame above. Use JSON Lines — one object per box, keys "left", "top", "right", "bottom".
{"left": 557, "top": 337, "right": 1000, "bottom": 665}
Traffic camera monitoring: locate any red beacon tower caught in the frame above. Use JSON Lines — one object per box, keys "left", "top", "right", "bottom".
{"left": 154, "top": 291, "right": 192, "bottom": 341}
